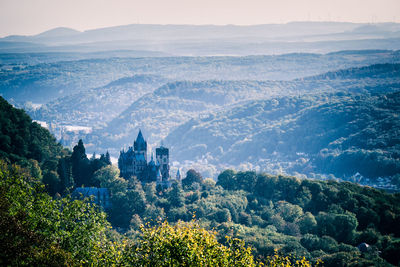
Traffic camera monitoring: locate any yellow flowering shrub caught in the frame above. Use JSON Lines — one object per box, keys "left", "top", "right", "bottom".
{"left": 121, "top": 220, "right": 254, "bottom": 266}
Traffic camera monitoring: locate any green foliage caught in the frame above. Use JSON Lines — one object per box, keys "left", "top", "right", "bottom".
{"left": 121, "top": 220, "right": 255, "bottom": 266}
{"left": 109, "top": 169, "right": 398, "bottom": 266}
{"left": 69, "top": 139, "right": 112, "bottom": 188}
{"left": 316, "top": 212, "right": 358, "bottom": 244}
{"left": 216, "top": 169, "right": 236, "bottom": 190}
{"left": 0, "top": 97, "right": 63, "bottom": 164}
{"left": 168, "top": 181, "right": 185, "bottom": 208}
{"left": 264, "top": 249, "right": 317, "bottom": 267}
{"left": 0, "top": 96, "right": 66, "bottom": 195}
{"left": 182, "top": 169, "right": 203, "bottom": 188}
{"left": 71, "top": 139, "right": 91, "bottom": 186}
{"left": 298, "top": 212, "right": 317, "bottom": 234}
{"left": 0, "top": 161, "right": 120, "bottom": 265}
{"left": 382, "top": 239, "right": 400, "bottom": 266}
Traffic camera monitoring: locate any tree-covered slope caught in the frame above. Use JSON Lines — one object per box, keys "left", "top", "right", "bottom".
{"left": 94, "top": 161, "right": 400, "bottom": 266}
{"left": 2, "top": 50, "right": 400, "bottom": 104}
{"left": 165, "top": 90, "right": 400, "bottom": 181}
{"left": 0, "top": 96, "right": 63, "bottom": 166}
{"left": 88, "top": 63, "right": 400, "bottom": 157}
{"left": 90, "top": 80, "right": 293, "bottom": 148}
{"left": 31, "top": 74, "right": 168, "bottom": 127}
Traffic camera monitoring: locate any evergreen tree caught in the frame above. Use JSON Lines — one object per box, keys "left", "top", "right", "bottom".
{"left": 168, "top": 181, "right": 185, "bottom": 207}
{"left": 57, "top": 157, "right": 73, "bottom": 193}
{"left": 105, "top": 151, "right": 111, "bottom": 165}
{"left": 71, "top": 139, "right": 91, "bottom": 187}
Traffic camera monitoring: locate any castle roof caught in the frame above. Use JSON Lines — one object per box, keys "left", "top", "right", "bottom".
{"left": 136, "top": 129, "right": 145, "bottom": 145}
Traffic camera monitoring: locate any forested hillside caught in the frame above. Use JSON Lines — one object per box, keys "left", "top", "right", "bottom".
{"left": 84, "top": 63, "right": 400, "bottom": 159}
{"left": 2, "top": 50, "right": 400, "bottom": 104}
{"left": 0, "top": 95, "right": 307, "bottom": 267}
{"left": 3, "top": 54, "right": 399, "bottom": 187}
{"left": 0, "top": 96, "right": 64, "bottom": 179}
{"left": 91, "top": 80, "right": 292, "bottom": 148}
{"left": 32, "top": 74, "right": 168, "bottom": 127}
{"left": 166, "top": 91, "right": 400, "bottom": 183}
{"left": 80, "top": 159, "right": 400, "bottom": 266}
{"left": 0, "top": 96, "right": 112, "bottom": 194}
{"left": 1, "top": 85, "right": 400, "bottom": 266}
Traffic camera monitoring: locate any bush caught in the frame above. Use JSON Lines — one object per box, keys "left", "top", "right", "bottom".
{"left": 121, "top": 220, "right": 255, "bottom": 266}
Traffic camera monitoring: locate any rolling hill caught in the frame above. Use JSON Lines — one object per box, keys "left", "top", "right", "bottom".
{"left": 31, "top": 74, "right": 168, "bottom": 127}
{"left": 164, "top": 90, "right": 400, "bottom": 181}
{"left": 2, "top": 50, "right": 399, "bottom": 104}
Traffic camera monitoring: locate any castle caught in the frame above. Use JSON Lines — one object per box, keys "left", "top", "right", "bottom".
{"left": 118, "top": 130, "right": 172, "bottom": 186}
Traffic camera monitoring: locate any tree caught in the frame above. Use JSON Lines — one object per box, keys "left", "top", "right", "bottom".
{"left": 121, "top": 220, "right": 255, "bottom": 266}
{"left": 168, "top": 181, "right": 185, "bottom": 208}
{"left": 382, "top": 239, "right": 400, "bottom": 266}
{"left": 182, "top": 169, "right": 203, "bottom": 188}
{"left": 71, "top": 139, "right": 91, "bottom": 187}
{"left": 42, "top": 170, "right": 60, "bottom": 196}
{"left": 298, "top": 212, "right": 317, "bottom": 234}
{"left": 236, "top": 171, "right": 258, "bottom": 191}
{"left": 93, "top": 165, "right": 125, "bottom": 192}
{"left": 216, "top": 208, "right": 232, "bottom": 223}
{"left": 105, "top": 151, "right": 111, "bottom": 165}
{"left": 316, "top": 212, "right": 358, "bottom": 244}
{"left": 217, "top": 169, "right": 236, "bottom": 190}
{"left": 276, "top": 201, "right": 304, "bottom": 223}
{"left": 57, "top": 157, "right": 73, "bottom": 194}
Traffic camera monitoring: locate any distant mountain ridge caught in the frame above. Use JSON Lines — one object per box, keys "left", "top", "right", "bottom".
{"left": 3, "top": 50, "right": 399, "bottom": 104}
{"left": 302, "top": 63, "right": 400, "bottom": 80}
{"left": 1, "top": 22, "right": 400, "bottom": 55}
{"left": 34, "top": 27, "right": 81, "bottom": 38}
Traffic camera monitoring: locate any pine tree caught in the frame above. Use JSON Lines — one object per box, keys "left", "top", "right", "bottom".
{"left": 105, "top": 151, "right": 111, "bottom": 165}
{"left": 57, "top": 157, "right": 73, "bottom": 193}
{"left": 71, "top": 139, "right": 90, "bottom": 187}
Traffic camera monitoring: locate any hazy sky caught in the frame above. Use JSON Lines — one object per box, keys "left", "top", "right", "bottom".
{"left": 1, "top": 0, "right": 399, "bottom": 37}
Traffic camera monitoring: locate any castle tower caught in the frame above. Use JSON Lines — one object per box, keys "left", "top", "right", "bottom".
{"left": 156, "top": 146, "right": 169, "bottom": 181}
{"left": 134, "top": 129, "right": 147, "bottom": 162}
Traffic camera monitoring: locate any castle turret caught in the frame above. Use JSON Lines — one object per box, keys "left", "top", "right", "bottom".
{"left": 134, "top": 129, "right": 147, "bottom": 161}
{"left": 156, "top": 146, "right": 169, "bottom": 181}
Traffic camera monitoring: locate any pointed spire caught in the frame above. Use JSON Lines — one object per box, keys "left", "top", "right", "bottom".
{"left": 134, "top": 129, "right": 147, "bottom": 153}
{"left": 136, "top": 129, "right": 145, "bottom": 144}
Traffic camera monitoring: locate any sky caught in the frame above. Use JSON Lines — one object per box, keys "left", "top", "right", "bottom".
{"left": 0, "top": 0, "right": 399, "bottom": 37}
